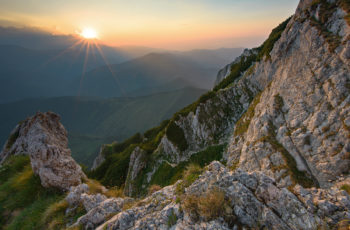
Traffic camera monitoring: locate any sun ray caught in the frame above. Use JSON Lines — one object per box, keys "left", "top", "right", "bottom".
{"left": 77, "top": 40, "right": 91, "bottom": 97}
{"left": 92, "top": 39, "right": 127, "bottom": 97}
{"left": 41, "top": 39, "right": 85, "bottom": 68}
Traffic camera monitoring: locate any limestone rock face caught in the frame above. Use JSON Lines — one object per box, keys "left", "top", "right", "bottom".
{"left": 66, "top": 184, "right": 134, "bottom": 229}
{"left": 0, "top": 112, "right": 85, "bottom": 191}
{"left": 124, "top": 147, "right": 147, "bottom": 196}
{"left": 91, "top": 145, "right": 106, "bottom": 170}
{"left": 226, "top": 0, "right": 350, "bottom": 188}
{"left": 89, "top": 162, "right": 350, "bottom": 229}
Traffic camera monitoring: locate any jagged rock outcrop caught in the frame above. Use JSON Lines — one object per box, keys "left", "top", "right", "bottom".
{"left": 92, "top": 145, "right": 106, "bottom": 170}
{"left": 90, "top": 162, "right": 350, "bottom": 229}
{"left": 226, "top": 0, "right": 350, "bottom": 188}
{"left": 0, "top": 112, "right": 85, "bottom": 190}
{"left": 66, "top": 183, "right": 134, "bottom": 229}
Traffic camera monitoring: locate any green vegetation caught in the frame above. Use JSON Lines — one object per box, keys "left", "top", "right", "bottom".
{"left": 175, "top": 164, "right": 204, "bottom": 197}
{"left": 341, "top": 184, "right": 350, "bottom": 194}
{"left": 234, "top": 92, "right": 262, "bottom": 136}
{"left": 0, "top": 155, "right": 76, "bottom": 229}
{"left": 173, "top": 90, "right": 217, "bottom": 120}
{"left": 213, "top": 17, "right": 291, "bottom": 92}
{"left": 41, "top": 199, "right": 69, "bottom": 229}
{"left": 90, "top": 145, "right": 136, "bottom": 187}
{"left": 165, "top": 121, "right": 188, "bottom": 151}
{"left": 257, "top": 17, "right": 291, "bottom": 61}
{"left": 5, "top": 129, "right": 19, "bottom": 150}
{"left": 144, "top": 120, "right": 170, "bottom": 140}
{"left": 167, "top": 209, "right": 178, "bottom": 227}
{"left": 274, "top": 94, "right": 284, "bottom": 111}
{"left": 213, "top": 51, "right": 259, "bottom": 91}
{"left": 100, "top": 133, "right": 143, "bottom": 158}
{"left": 91, "top": 119, "right": 170, "bottom": 191}
{"left": 150, "top": 145, "right": 226, "bottom": 187}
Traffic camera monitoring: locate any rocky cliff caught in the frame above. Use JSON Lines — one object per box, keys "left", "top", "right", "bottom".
{"left": 92, "top": 0, "right": 347, "bottom": 197}
{"left": 225, "top": 0, "right": 350, "bottom": 189}
{"left": 0, "top": 111, "right": 85, "bottom": 191}
{"left": 1, "top": 0, "right": 350, "bottom": 229}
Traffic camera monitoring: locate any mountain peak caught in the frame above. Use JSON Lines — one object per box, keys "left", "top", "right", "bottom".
{"left": 0, "top": 111, "right": 85, "bottom": 191}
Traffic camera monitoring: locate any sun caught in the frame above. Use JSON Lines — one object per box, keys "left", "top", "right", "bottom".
{"left": 80, "top": 28, "right": 98, "bottom": 39}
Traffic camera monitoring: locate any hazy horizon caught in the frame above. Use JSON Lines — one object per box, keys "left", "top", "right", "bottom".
{"left": 0, "top": 0, "right": 299, "bottom": 50}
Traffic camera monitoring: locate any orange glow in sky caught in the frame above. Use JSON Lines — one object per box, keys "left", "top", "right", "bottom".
{"left": 0, "top": 0, "right": 299, "bottom": 49}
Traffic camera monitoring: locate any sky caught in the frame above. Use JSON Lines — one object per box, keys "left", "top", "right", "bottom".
{"left": 0, "top": 0, "right": 299, "bottom": 50}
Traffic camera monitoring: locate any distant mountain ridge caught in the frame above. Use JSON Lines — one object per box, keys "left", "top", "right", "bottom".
{"left": 0, "top": 87, "right": 206, "bottom": 166}
{"left": 0, "top": 44, "right": 242, "bottom": 103}
{"left": 74, "top": 52, "right": 218, "bottom": 98}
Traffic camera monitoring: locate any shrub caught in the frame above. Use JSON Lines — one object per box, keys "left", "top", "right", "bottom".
{"left": 86, "top": 179, "right": 105, "bottom": 194}
{"left": 104, "top": 186, "right": 124, "bottom": 198}
{"left": 6, "top": 129, "right": 20, "bottom": 149}
{"left": 274, "top": 94, "right": 284, "bottom": 111}
{"left": 182, "top": 194, "right": 200, "bottom": 219}
{"left": 111, "top": 133, "right": 143, "bottom": 154}
{"left": 234, "top": 92, "right": 262, "bottom": 136}
{"left": 198, "top": 188, "right": 225, "bottom": 220}
{"left": 144, "top": 119, "right": 170, "bottom": 140}
{"left": 165, "top": 121, "right": 188, "bottom": 151}
{"left": 213, "top": 52, "right": 258, "bottom": 91}
{"left": 148, "top": 184, "right": 162, "bottom": 195}
{"left": 341, "top": 184, "right": 350, "bottom": 194}
{"left": 167, "top": 209, "right": 178, "bottom": 227}
{"left": 183, "top": 164, "right": 203, "bottom": 187}
{"left": 182, "top": 187, "right": 226, "bottom": 221}
{"left": 90, "top": 145, "right": 136, "bottom": 187}
{"left": 337, "top": 219, "right": 350, "bottom": 230}
{"left": 150, "top": 145, "right": 225, "bottom": 188}
{"left": 101, "top": 133, "right": 143, "bottom": 158}
{"left": 256, "top": 17, "right": 291, "bottom": 61}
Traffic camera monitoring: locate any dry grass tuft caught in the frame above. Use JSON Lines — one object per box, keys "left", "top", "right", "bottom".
{"left": 104, "top": 187, "right": 124, "bottom": 198}
{"left": 182, "top": 187, "right": 226, "bottom": 221}
{"left": 86, "top": 179, "right": 105, "bottom": 194}
{"left": 148, "top": 184, "right": 162, "bottom": 195}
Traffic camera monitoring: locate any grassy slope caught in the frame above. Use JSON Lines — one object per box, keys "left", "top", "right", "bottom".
{"left": 0, "top": 156, "right": 64, "bottom": 230}
{"left": 0, "top": 87, "right": 206, "bottom": 167}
